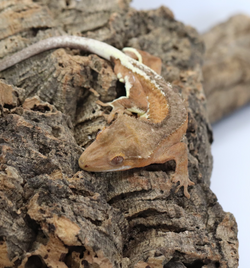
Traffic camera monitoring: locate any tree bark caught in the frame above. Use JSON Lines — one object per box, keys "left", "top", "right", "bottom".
{"left": 0, "top": 0, "right": 238, "bottom": 267}
{"left": 202, "top": 14, "right": 250, "bottom": 123}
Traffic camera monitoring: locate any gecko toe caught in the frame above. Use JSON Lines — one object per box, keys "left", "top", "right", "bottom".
{"left": 172, "top": 176, "right": 194, "bottom": 198}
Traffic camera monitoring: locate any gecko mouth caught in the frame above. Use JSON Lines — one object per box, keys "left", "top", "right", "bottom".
{"left": 80, "top": 162, "right": 132, "bottom": 172}
{"left": 102, "top": 165, "right": 132, "bottom": 172}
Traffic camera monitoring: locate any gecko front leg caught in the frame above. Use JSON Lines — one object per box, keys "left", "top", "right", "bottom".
{"left": 151, "top": 140, "right": 194, "bottom": 199}
{"left": 96, "top": 58, "right": 150, "bottom": 123}
{"left": 96, "top": 99, "right": 132, "bottom": 124}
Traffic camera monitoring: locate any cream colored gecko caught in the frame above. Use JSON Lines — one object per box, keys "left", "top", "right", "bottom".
{"left": 0, "top": 36, "right": 194, "bottom": 198}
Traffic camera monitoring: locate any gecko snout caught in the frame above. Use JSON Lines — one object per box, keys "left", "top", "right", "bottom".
{"left": 78, "top": 149, "right": 107, "bottom": 172}
{"left": 78, "top": 154, "right": 88, "bottom": 170}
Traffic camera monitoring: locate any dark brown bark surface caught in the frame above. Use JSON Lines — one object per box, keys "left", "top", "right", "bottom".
{"left": 202, "top": 14, "right": 250, "bottom": 123}
{"left": 0, "top": 1, "right": 238, "bottom": 267}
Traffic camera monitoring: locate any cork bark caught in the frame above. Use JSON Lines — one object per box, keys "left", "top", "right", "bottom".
{"left": 0, "top": 1, "right": 238, "bottom": 268}
{"left": 202, "top": 14, "right": 250, "bottom": 123}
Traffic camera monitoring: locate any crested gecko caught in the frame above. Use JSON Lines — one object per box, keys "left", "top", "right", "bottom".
{"left": 0, "top": 36, "right": 194, "bottom": 198}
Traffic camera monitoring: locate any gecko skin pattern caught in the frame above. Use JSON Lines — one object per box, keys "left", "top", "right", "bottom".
{"left": 0, "top": 36, "right": 194, "bottom": 198}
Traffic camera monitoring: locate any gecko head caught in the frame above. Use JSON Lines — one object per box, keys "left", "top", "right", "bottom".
{"left": 78, "top": 116, "right": 147, "bottom": 172}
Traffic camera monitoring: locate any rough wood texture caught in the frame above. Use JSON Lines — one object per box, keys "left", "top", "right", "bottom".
{"left": 0, "top": 0, "right": 238, "bottom": 267}
{"left": 202, "top": 14, "right": 250, "bottom": 123}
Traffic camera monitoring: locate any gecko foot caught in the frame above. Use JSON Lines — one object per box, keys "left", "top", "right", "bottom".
{"left": 96, "top": 100, "right": 116, "bottom": 123}
{"left": 171, "top": 175, "right": 195, "bottom": 199}
{"left": 96, "top": 100, "right": 128, "bottom": 124}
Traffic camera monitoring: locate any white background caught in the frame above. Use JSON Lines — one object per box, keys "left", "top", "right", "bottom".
{"left": 131, "top": 1, "right": 250, "bottom": 267}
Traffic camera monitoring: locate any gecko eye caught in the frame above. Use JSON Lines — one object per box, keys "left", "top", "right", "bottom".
{"left": 111, "top": 155, "right": 124, "bottom": 165}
